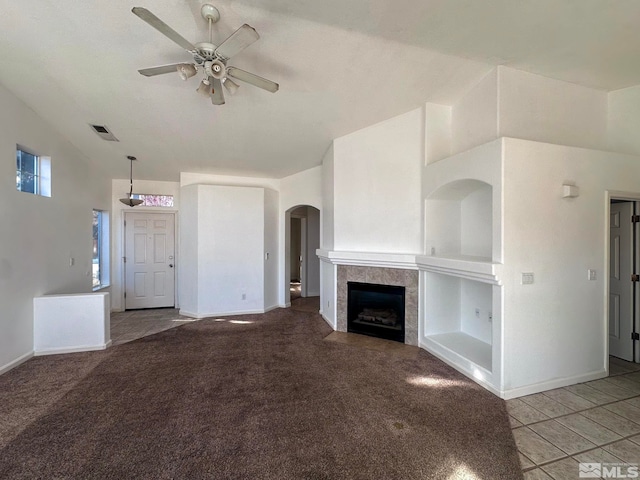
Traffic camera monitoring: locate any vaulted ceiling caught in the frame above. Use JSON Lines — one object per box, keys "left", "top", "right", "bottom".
{"left": 0, "top": 0, "right": 638, "bottom": 181}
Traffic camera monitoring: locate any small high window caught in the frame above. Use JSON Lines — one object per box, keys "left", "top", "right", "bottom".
{"left": 131, "top": 194, "right": 174, "bottom": 207}
{"left": 92, "top": 210, "right": 110, "bottom": 290}
{"left": 16, "top": 147, "right": 51, "bottom": 197}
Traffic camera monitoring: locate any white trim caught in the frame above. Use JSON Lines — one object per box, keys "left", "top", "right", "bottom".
{"left": 316, "top": 249, "right": 419, "bottom": 270}
{"left": 0, "top": 351, "right": 34, "bottom": 375}
{"left": 34, "top": 341, "right": 111, "bottom": 357}
{"left": 501, "top": 369, "right": 608, "bottom": 400}
{"left": 416, "top": 255, "right": 502, "bottom": 285}
{"left": 321, "top": 313, "right": 336, "bottom": 329}
{"left": 264, "top": 304, "right": 280, "bottom": 313}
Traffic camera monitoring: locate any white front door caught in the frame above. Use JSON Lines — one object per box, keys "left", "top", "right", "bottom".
{"left": 125, "top": 212, "right": 175, "bottom": 309}
{"left": 609, "top": 202, "right": 634, "bottom": 361}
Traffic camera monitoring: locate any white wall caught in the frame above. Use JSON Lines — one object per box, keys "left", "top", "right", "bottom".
{"left": 452, "top": 69, "right": 498, "bottom": 155}
{"left": 608, "top": 85, "right": 640, "bottom": 156}
{"left": 0, "top": 82, "right": 110, "bottom": 372}
{"left": 305, "top": 207, "right": 321, "bottom": 296}
{"left": 179, "top": 184, "right": 265, "bottom": 317}
{"left": 278, "top": 166, "right": 323, "bottom": 306}
{"left": 178, "top": 185, "right": 198, "bottom": 315}
{"left": 450, "top": 67, "right": 609, "bottom": 158}
{"left": 502, "top": 138, "right": 640, "bottom": 392}
{"left": 425, "top": 103, "right": 452, "bottom": 165}
{"left": 111, "top": 179, "right": 180, "bottom": 311}
{"left": 461, "top": 185, "right": 493, "bottom": 258}
{"left": 264, "top": 188, "right": 279, "bottom": 310}
{"left": 321, "top": 145, "right": 335, "bottom": 250}
{"left": 498, "top": 67, "right": 608, "bottom": 151}
{"left": 333, "top": 107, "right": 423, "bottom": 253}
{"left": 460, "top": 279, "right": 492, "bottom": 344}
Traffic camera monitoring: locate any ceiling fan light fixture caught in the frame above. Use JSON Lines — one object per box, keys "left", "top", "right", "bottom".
{"left": 196, "top": 78, "right": 212, "bottom": 96}
{"left": 176, "top": 63, "right": 197, "bottom": 80}
{"left": 223, "top": 77, "right": 240, "bottom": 95}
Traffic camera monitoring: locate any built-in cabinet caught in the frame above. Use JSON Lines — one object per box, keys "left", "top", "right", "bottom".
{"left": 420, "top": 141, "right": 504, "bottom": 395}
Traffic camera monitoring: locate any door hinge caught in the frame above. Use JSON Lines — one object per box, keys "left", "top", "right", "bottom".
{"left": 633, "top": 215, "right": 640, "bottom": 223}
{"left": 633, "top": 274, "right": 640, "bottom": 282}
{"left": 632, "top": 332, "right": 640, "bottom": 341}
{"left": 123, "top": 256, "right": 126, "bottom": 263}
{"left": 124, "top": 292, "right": 127, "bottom": 299}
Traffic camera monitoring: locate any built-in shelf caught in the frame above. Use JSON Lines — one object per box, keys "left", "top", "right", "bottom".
{"left": 416, "top": 255, "right": 502, "bottom": 284}
{"left": 424, "top": 332, "right": 492, "bottom": 372}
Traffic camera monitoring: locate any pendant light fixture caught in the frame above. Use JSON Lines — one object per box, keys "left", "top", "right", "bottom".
{"left": 119, "top": 155, "right": 143, "bottom": 207}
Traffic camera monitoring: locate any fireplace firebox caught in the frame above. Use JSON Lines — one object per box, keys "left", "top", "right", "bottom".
{"left": 347, "top": 282, "right": 405, "bottom": 343}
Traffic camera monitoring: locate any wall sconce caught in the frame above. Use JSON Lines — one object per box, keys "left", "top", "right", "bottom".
{"left": 562, "top": 183, "right": 579, "bottom": 198}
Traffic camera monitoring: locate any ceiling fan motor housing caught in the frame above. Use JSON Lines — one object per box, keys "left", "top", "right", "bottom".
{"left": 206, "top": 59, "right": 226, "bottom": 79}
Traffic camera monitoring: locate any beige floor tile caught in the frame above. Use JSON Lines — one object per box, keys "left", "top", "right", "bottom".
{"left": 555, "top": 414, "right": 622, "bottom": 445}
{"left": 626, "top": 396, "right": 640, "bottom": 409}
{"left": 573, "top": 447, "right": 624, "bottom": 464}
{"left": 520, "top": 452, "right": 535, "bottom": 469}
{"left": 542, "top": 389, "right": 596, "bottom": 411}
{"left": 512, "top": 427, "right": 566, "bottom": 465}
{"left": 603, "top": 439, "right": 640, "bottom": 463}
{"left": 507, "top": 399, "right": 550, "bottom": 425}
{"left": 604, "top": 401, "right": 640, "bottom": 424}
{"left": 523, "top": 469, "right": 553, "bottom": 480}
{"left": 563, "top": 383, "right": 617, "bottom": 405}
{"left": 586, "top": 379, "right": 636, "bottom": 400}
{"left": 630, "top": 434, "right": 640, "bottom": 446}
{"left": 582, "top": 406, "right": 640, "bottom": 437}
{"left": 605, "top": 376, "right": 640, "bottom": 394}
{"left": 529, "top": 420, "right": 596, "bottom": 455}
{"left": 510, "top": 416, "right": 524, "bottom": 428}
{"left": 540, "top": 457, "right": 580, "bottom": 480}
{"left": 520, "top": 393, "right": 574, "bottom": 418}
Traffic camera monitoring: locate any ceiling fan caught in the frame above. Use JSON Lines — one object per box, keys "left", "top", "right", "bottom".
{"left": 132, "top": 4, "right": 279, "bottom": 105}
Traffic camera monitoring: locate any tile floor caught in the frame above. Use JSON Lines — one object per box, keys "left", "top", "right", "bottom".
{"left": 110, "top": 308, "right": 196, "bottom": 346}
{"left": 509, "top": 356, "right": 640, "bottom": 479}
{"left": 113, "top": 310, "right": 640, "bottom": 479}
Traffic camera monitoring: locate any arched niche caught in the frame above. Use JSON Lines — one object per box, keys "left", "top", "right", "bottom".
{"left": 425, "top": 179, "right": 493, "bottom": 259}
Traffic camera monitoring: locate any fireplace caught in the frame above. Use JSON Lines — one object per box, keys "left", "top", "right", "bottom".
{"left": 347, "top": 282, "right": 405, "bottom": 343}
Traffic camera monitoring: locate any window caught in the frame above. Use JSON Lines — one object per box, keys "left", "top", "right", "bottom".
{"left": 16, "top": 147, "right": 51, "bottom": 197}
{"left": 131, "top": 194, "right": 174, "bottom": 207}
{"left": 92, "top": 210, "right": 110, "bottom": 290}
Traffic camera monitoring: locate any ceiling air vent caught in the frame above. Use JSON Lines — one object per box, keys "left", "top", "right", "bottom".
{"left": 90, "top": 124, "right": 119, "bottom": 142}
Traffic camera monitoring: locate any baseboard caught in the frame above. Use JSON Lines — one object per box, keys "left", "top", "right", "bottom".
{"left": 501, "top": 369, "right": 608, "bottom": 400}
{"left": 264, "top": 304, "right": 280, "bottom": 313}
{"left": 34, "top": 342, "right": 111, "bottom": 356}
{"left": 282, "top": 302, "right": 291, "bottom": 308}
{"left": 179, "top": 308, "right": 266, "bottom": 319}
{"left": 321, "top": 313, "right": 336, "bottom": 330}
{"left": 0, "top": 351, "right": 34, "bottom": 375}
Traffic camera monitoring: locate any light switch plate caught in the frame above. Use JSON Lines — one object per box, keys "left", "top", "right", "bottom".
{"left": 588, "top": 269, "right": 596, "bottom": 280}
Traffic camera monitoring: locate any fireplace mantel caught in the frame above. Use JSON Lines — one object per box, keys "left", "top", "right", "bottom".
{"left": 316, "top": 249, "right": 418, "bottom": 270}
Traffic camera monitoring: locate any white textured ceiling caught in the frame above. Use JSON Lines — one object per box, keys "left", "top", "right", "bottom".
{"left": 0, "top": 0, "right": 638, "bottom": 181}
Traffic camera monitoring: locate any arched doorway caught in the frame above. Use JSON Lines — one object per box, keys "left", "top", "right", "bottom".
{"left": 285, "top": 205, "right": 320, "bottom": 312}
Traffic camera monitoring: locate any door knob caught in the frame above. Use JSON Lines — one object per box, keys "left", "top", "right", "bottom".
{"left": 169, "top": 264, "right": 174, "bottom": 268}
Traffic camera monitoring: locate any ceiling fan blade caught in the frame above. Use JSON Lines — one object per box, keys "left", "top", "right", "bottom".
{"left": 210, "top": 77, "right": 225, "bottom": 105}
{"left": 226, "top": 67, "right": 279, "bottom": 93}
{"left": 132, "top": 7, "right": 196, "bottom": 52}
{"left": 138, "top": 64, "right": 184, "bottom": 77}
{"left": 214, "top": 24, "right": 259, "bottom": 60}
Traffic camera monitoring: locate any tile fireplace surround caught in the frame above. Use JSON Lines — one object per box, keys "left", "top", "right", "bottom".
{"left": 337, "top": 265, "right": 419, "bottom": 346}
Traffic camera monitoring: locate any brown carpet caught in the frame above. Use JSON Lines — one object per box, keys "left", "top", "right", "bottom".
{"left": 0, "top": 308, "right": 522, "bottom": 479}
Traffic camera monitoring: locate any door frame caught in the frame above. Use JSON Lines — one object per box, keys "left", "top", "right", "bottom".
{"left": 120, "top": 210, "right": 178, "bottom": 311}
{"left": 606, "top": 191, "right": 640, "bottom": 365}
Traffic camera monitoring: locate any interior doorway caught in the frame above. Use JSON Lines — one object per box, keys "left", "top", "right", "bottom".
{"left": 285, "top": 206, "right": 320, "bottom": 309}
{"left": 609, "top": 199, "right": 639, "bottom": 362}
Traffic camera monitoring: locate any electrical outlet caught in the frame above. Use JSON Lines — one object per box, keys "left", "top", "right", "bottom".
{"left": 588, "top": 269, "right": 596, "bottom": 280}
{"left": 475, "top": 308, "right": 480, "bottom": 318}
{"left": 69, "top": 257, "right": 75, "bottom": 266}
{"left": 242, "top": 293, "right": 246, "bottom": 300}
{"left": 521, "top": 272, "right": 534, "bottom": 285}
